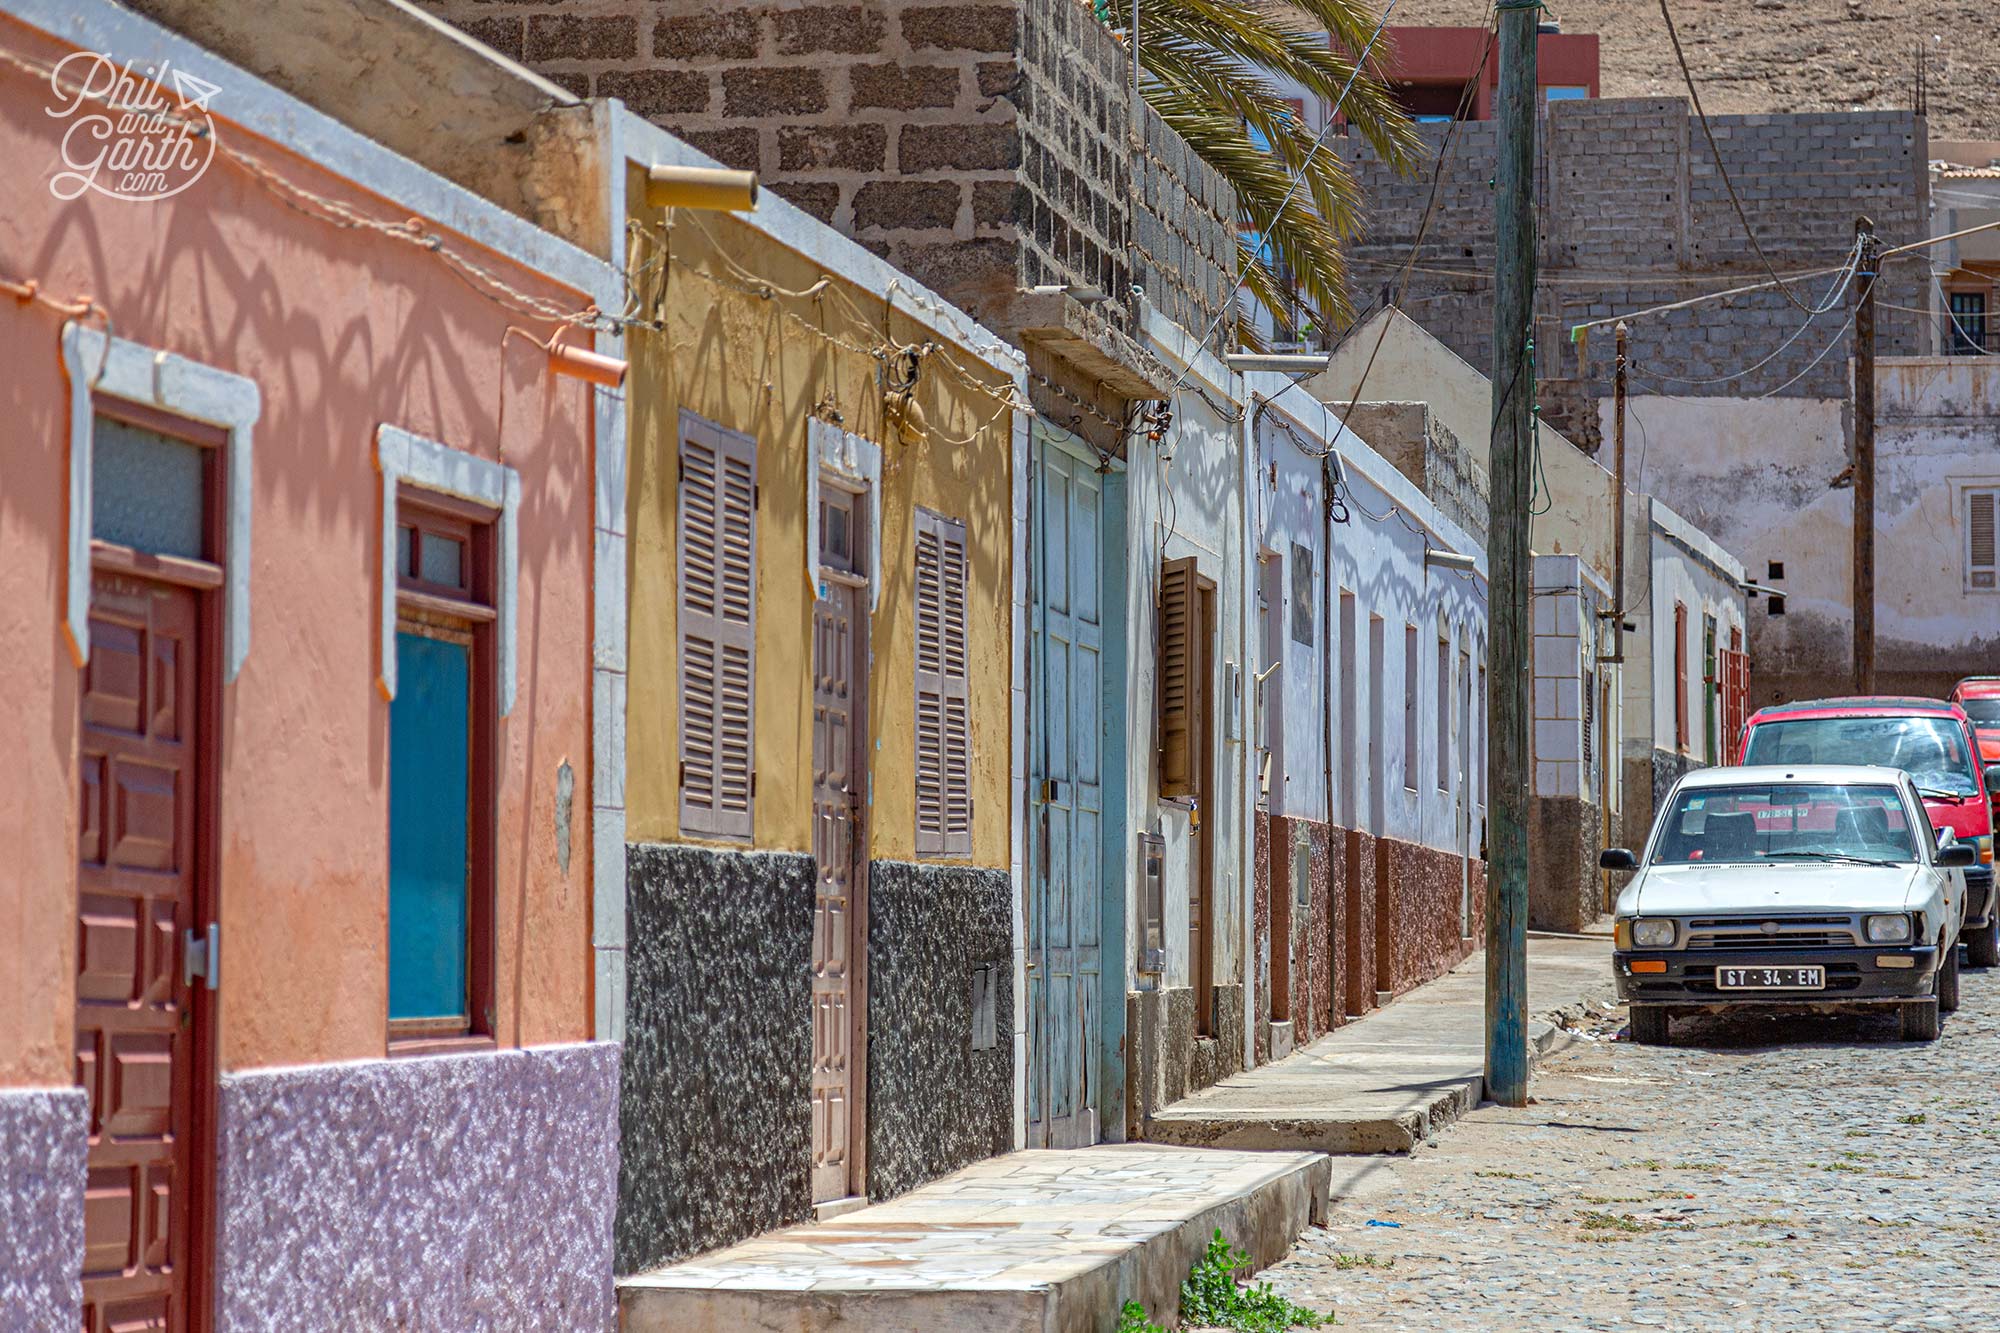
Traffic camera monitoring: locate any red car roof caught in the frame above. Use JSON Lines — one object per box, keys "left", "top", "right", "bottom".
{"left": 1953, "top": 677, "right": 2000, "bottom": 700}
{"left": 1748, "top": 696, "right": 1970, "bottom": 722}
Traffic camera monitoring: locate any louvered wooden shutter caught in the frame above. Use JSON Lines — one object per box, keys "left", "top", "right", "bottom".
{"left": 1969, "top": 490, "right": 1997, "bottom": 591}
{"left": 678, "top": 412, "right": 757, "bottom": 839}
{"left": 915, "top": 510, "right": 972, "bottom": 857}
{"left": 1157, "top": 556, "right": 1198, "bottom": 798}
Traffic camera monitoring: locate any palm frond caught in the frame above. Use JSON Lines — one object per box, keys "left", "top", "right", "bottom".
{"left": 1119, "top": 0, "right": 1421, "bottom": 343}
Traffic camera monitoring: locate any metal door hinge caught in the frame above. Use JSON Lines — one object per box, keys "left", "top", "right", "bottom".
{"left": 183, "top": 922, "right": 219, "bottom": 990}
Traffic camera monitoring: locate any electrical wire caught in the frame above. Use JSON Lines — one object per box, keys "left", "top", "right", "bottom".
{"left": 1625, "top": 241, "right": 1864, "bottom": 387}
{"left": 1657, "top": 0, "right": 1824, "bottom": 317}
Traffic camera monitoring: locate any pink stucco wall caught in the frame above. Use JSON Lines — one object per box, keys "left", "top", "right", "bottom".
{"left": 0, "top": 16, "right": 597, "bottom": 1082}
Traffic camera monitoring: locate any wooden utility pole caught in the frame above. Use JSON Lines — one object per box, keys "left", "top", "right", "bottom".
{"left": 1485, "top": 0, "right": 1538, "bottom": 1108}
{"left": 1851, "top": 216, "right": 1879, "bottom": 694}
{"left": 1612, "top": 321, "right": 1628, "bottom": 667}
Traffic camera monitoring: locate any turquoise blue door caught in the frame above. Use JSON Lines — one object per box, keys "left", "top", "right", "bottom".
{"left": 1029, "top": 435, "right": 1106, "bottom": 1147}
{"left": 389, "top": 630, "right": 470, "bottom": 1023}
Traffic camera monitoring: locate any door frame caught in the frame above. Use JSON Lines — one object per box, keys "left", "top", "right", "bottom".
{"left": 1025, "top": 421, "right": 1128, "bottom": 1146}
{"left": 80, "top": 391, "right": 227, "bottom": 1331}
{"left": 812, "top": 471, "right": 871, "bottom": 1202}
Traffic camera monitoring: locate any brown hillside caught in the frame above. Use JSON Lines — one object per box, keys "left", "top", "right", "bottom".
{"left": 1376, "top": 0, "right": 1999, "bottom": 143}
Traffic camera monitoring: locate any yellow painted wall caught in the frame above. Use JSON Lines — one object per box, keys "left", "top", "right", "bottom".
{"left": 624, "top": 183, "right": 1014, "bottom": 871}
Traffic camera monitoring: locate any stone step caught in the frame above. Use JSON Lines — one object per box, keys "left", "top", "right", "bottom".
{"left": 618, "top": 1144, "right": 1332, "bottom": 1333}
{"left": 1141, "top": 935, "right": 1614, "bottom": 1156}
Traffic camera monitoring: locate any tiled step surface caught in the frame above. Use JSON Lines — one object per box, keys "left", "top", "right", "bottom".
{"left": 619, "top": 1144, "right": 1331, "bottom": 1333}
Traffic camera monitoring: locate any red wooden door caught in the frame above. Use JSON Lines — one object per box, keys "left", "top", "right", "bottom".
{"left": 77, "top": 571, "right": 209, "bottom": 1333}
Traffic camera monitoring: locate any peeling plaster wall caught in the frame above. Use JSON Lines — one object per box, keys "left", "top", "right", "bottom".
{"left": 213, "top": 1044, "right": 619, "bottom": 1332}
{"left": 619, "top": 843, "right": 815, "bottom": 1272}
{"left": 0, "top": 1088, "right": 84, "bottom": 1330}
{"left": 864, "top": 861, "right": 1013, "bottom": 1202}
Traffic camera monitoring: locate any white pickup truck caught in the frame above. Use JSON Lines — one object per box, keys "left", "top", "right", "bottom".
{"left": 1604, "top": 764, "right": 1977, "bottom": 1045}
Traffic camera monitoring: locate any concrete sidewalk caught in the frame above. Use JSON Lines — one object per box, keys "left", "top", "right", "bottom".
{"left": 619, "top": 1145, "right": 1330, "bottom": 1333}
{"left": 1144, "top": 934, "right": 1613, "bottom": 1155}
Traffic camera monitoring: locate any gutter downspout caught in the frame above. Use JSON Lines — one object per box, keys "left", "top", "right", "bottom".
{"left": 1242, "top": 399, "right": 1260, "bottom": 1071}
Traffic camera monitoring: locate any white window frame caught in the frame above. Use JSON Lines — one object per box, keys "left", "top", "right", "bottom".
{"left": 375, "top": 424, "right": 520, "bottom": 714}
{"left": 60, "top": 323, "right": 260, "bottom": 678}
{"left": 1959, "top": 481, "right": 1999, "bottom": 595}
{"left": 806, "top": 417, "right": 884, "bottom": 611}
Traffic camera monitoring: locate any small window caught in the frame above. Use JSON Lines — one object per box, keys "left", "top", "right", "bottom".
{"left": 1544, "top": 85, "right": 1590, "bottom": 101}
{"left": 1967, "top": 488, "right": 1997, "bottom": 592}
{"left": 1766, "top": 560, "right": 1785, "bottom": 582}
{"left": 1403, "top": 623, "right": 1420, "bottom": 791}
{"left": 92, "top": 411, "right": 210, "bottom": 560}
{"left": 389, "top": 491, "right": 496, "bottom": 1046}
{"left": 1768, "top": 594, "right": 1787, "bottom": 617}
{"left": 1948, "top": 291, "right": 1988, "bottom": 356}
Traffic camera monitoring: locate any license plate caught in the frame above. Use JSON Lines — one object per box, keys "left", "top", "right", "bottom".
{"left": 1716, "top": 966, "right": 1825, "bottom": 990}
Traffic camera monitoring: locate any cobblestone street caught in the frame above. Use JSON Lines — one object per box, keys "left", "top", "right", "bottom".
{"left": 1258, "top": 965, "right": 2000, "bottom": 1331}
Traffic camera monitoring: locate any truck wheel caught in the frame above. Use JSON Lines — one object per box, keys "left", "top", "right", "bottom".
{"left": 1968, "top": 917, "right": 2000, "bottom": 969}
{"left": 1939, "top": 939, "right": 1962, "bottom": 1014}
{"left": 1899, "top": 998, "right": 1941, "bottom": 1042}
{"left": 1628, "top": 1006, "right": 1671, "bottom": 1046}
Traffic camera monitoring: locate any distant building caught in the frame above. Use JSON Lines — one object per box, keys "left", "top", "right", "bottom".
{"left": 1932, "top": 141, "right": 2000, "bottom": 356}
{"left": 1371, "top": 24, "right": 1601, "bottom": 122}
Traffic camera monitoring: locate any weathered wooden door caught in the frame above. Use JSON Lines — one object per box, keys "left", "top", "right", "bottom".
{"left": 1028, "top": 436, "right": 1104, "bottom": 1148}
{"left": 77, "top": 569, "right": 211, "bottom": 1333}
{"left": 811, "top": 484, "right": 867, "bottom": 1203}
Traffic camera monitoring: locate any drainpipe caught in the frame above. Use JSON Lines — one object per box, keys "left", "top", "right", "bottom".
{"left": 1320, "top": 448, "right": 1340, "bottom": 1032}
{"left": 1241, "top": 399, "right": 1260, "bottom": 1071}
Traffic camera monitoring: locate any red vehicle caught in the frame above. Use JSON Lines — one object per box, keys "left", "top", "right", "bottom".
{"left": 1739, "top": 697, "right": 2000, "bottom": 966}
{"left": 1951, "top": 677, "right": 2000, "bottom": 770}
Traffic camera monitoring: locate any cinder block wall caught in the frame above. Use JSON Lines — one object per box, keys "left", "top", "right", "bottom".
{"left": 1336, "top": 101, "right": 1930, "bottom": 406}
{"left": 421, "top": 0, "right": 1235, "bottom": 355}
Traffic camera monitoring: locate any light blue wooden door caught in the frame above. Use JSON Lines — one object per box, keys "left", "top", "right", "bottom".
{"left": 1029, "top": 437, "right": 1104, "bottom": 1147}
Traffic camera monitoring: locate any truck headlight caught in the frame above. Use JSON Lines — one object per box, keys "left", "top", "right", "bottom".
{"left": 1631, "top": 918, "right": 1676, "bottom": 948}
{"left": 1865, "top": 914, "right": 1913, "bottom": 944}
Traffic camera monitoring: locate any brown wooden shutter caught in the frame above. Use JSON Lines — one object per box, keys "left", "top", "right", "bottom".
{"left": 915, "top": 510, "right": 972, "bottom": 857}
{"left": 678, "top": 412, "right": 757, "bottom": 839}
{"left": 1157, "top": 556, "right": 1198, "bottom": 798}
{"left": 1970, "top": 490, "right": 1997, "bottom": 590}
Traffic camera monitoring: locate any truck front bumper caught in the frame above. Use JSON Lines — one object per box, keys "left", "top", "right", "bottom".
{"left": 1615, "top": 945, "right": 1940, "bottom": 1008}
{"left": 1965, "top": 867, "right": 1994, "bottom": 928}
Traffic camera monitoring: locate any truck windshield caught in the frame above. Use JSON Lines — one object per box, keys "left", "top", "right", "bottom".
{"left": 1743, "top": 715, "right": 1979, "bottom": 798}
{"left": 1651, "top": 784, "right": 1918, "bottom": 865}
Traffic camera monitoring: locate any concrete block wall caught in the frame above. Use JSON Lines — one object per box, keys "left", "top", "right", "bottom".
{"left": 1531, "top": 589, "right": 1584, "bottom": 800}
{"left": 419, "top": 0, "right": 1234, "bottom": 356}
{"left": 1336, "top": 101, "right": 1929, "bottom": 405}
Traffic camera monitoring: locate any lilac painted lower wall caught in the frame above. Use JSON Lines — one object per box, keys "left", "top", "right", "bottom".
{"left": 0, "top": 1087, "right": 85, "bottom": 1330}
{"left": 215, "top": 1041, "right": 620, "bottom": 1332}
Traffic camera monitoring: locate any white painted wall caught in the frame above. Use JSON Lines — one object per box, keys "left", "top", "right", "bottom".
{"left": 1613, "top": 364, "right": 2000, "bottom": 697}
{"left": 1127, "top": 314, "right": 1252, "bottom": 997}
{"left": 1607, "top": 393, "right": 1846, "bottom": 691}
{"left": 1248, "top": 383, "right": 1489, "bottom": 858}
{"left": 1310, "top": 308, "right": 1620, "bottom": 579}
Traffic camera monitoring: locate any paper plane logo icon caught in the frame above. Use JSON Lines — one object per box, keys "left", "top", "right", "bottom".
{"left": 171, "top": 67, "right": 219, "bottom": 113}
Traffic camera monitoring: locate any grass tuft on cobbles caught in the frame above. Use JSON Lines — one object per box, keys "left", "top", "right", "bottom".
{"left": 1117, "top": 1231, "right": 1330, "bottom": 1332}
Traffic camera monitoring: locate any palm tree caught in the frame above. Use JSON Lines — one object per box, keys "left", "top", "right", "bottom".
{"left": 1111, "top": 0, "right": 1421, "bottom": 345}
